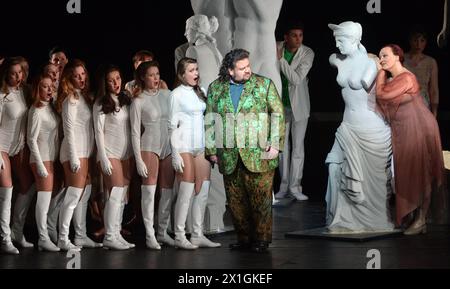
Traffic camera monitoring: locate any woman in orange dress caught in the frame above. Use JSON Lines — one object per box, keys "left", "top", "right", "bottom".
{"left": 376, "top": 44, "right": 445, "bottom": 235}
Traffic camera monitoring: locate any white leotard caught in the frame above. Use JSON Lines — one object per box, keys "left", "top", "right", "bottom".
{"left": 169, "top": 85, "right": 206, "bottom": 154}
{"left": 130, "top": 89, "right": 171, "bottom": 160}
{"left": 0, "top": 87, "right": 28, "bottom": 156}
{"left": 59, "top": 91, "right": 95, "bottom": 163}
{"left": 93, "top": 95, "right": 132, "bottom": 161}
{"left": 27, "top": 102, "right": 60, "bottom": 164}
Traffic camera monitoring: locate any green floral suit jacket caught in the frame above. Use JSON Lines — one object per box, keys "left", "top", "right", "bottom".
{"left": 205, "top": 74, "right": 285, "bottom": 175}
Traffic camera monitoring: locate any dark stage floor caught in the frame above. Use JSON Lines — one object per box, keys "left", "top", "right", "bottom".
{"left": 1, "top": 201, "right": 449, "bottom": 269}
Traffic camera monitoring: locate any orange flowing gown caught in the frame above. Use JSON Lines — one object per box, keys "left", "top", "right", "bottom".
{"left": 376, "top": 71, "right": 444, "bottom": 225}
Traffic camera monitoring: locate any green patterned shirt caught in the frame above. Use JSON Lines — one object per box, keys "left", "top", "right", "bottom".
{"left": 281, "top": 49, "right": 295, "bottom": 109}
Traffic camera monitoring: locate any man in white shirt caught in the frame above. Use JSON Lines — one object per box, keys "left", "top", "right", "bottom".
{"left": 276, "top": 21, "right": 314, "bottom": 201}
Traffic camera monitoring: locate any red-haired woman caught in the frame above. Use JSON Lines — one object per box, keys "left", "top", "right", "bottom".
{"left": 376, "top": 44, "right": 445, "bottom": 235}
{"left": 27, "top": 73, "right": 61, "bottom": 252}
{"left": 55, "top": 59, "right": 102, "bottom": 251}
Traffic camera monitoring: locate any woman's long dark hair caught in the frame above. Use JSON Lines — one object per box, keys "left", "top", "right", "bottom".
{"left": 96, "top": 64, "right": 131, "bottom": 114}
{"left": 174, "top": 57, "right": 206, "bottom": 103}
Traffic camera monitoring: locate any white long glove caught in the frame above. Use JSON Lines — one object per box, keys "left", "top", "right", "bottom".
{"left": 136, "top": 158, "right": 148, "bottom": 178}
{"left": 70, "top": 157, "right": 81, "bottom": 173}
{"left": 93, "top": 103, "right": 113, "bottom": 176}
{"left": 36, "top": 162, "right": 49, "bottom": 178}
{"left": 172, "top": 150, "right": 185, "bottom": 173}
{"left": 63, "top": 98, "right": 81, "bottom": 173}
{"left": 130, "top": 98, "right": 148, "bottom": 178}
{"left": 170, "top": 126, "right": 185, "bottom": 173}
{"left": 26, "top": 108, "right": 49, "bottom": 177}
{"left": 100, "top": 157, "right": 113, "bottom": 176}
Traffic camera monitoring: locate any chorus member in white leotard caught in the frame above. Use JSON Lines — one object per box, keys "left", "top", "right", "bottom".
{"left": 27, "top": 73, "right": 62, "bottom": 252}
{"left": 41, "top": 63, "right": 65, "bottom": 244}
{"left": 169, "top": 57, "right": 221, "bottom": 250}
{"left": 55, "top": 59, "right": 101, "bottom": 251}
{"left": 93, "top": 65, "right": 135, "bottom": 251}
{"left": 0, "top": 57, "right": 35, "bottom": 254}
{"left": 130, "top": 60, "right": 174, "bottom": 250}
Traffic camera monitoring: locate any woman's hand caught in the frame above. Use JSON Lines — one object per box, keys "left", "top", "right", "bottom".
{"left": 37, "top": 163, "right": 49, "bottom": 178}
{"left": 136, "top": 159, "right": 149, "bottom": 178}
{"left": 100, "top": 157, "right": 113, "bottom": 176}
{"left": 172, "top": 151, "right": 185, "bottom": 173}
{"left": 70, "top": 157, "right": 81, "bottom": 173}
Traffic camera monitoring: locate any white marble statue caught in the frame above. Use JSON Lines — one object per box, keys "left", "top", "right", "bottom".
{"left": 190, "top": 0, "right": 283, "bottom": 95}
{"left": 180, "top": 14, "right": 227, "bottom": 234}
{"left": 185, "top": 14, "right": 223, "bottom": 92}
{"left": 325, "top": 21, "right": 395, "bottom": 233}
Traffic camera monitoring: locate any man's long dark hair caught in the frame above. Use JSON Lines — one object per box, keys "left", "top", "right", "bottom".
{"left": 218, "top": 49, "right": 250, "bottom": 82}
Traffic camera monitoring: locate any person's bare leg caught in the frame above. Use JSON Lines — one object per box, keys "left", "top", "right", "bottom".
{"left": 157, "top": 155, "right": 176, "bottom": 246}
{"left": 10, "top": 148, "right": 35, "bottom": 248}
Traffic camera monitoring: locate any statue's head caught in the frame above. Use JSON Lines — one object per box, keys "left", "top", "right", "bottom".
{"left": 185, "top": 15, "right": 218, "bottom": 44}
{"left": 328, "top": 21, "right": 363, "bottom": 55}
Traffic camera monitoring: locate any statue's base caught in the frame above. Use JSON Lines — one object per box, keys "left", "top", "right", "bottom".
{"left": 286, "top": 227, "right": 403, "bottom": 242}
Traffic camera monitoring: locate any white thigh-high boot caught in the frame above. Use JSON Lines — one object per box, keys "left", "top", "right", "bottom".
{"left": 141, "top": 185, "right": 160, "bottom": 250}
{"left": 157, "top": 188, "right": 175, "bottom": 246}
{"left": 58, "top": 186, "right": 83, "bottom": 251}
{"left": 116, "top": 185, "right": 134, "bottom": 248}
{"left": 35, "top": 191, "right": 60, "bottom": 252}
{"left": 174, "top": 182, "right": 198, "bottom": 250}
{"left": 11, "top": 184, "right": 36, "bottom": 248}
{"left": 47, "top": 187, "right": 66, "bottom": 244}
{"left": 103, "top": 187, "right": 128, "bottom": 250}
{"left": 73, "top": 184, "right": 102, "bottom": 248}
{"left": 0, "top": 187, "right": 19, "bottom": 254}
{"left": 190, "top": 181, "right": 221, "bottom": 248}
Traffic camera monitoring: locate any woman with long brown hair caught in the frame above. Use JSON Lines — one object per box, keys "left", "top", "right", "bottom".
{"left": 55, "top": 59, "right": 101, "bottom": 250}
{"left": 94, "top": 64, "right": 134, "bottom": 250}
{"left": 0, "top": 57, "right": 35, "bottom": 254}
{"left": 169, "top": 57, "right": 220, "bottom": 249}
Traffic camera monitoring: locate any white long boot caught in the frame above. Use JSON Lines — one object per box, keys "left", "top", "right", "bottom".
{"left": 116, "top": 185, "right": 134, "bottom": 248}
{"left": 11, "top": 184, "right": 36, "bottom": 248}
{"left": 157, "top": 188, "right": 175, "bottom": 246}
{"left": 142, "top": 185, "right": 160, "bottom": 250}
{"left": 58, "top": 186, "right": 83, "bottom": 251}
{"left": 47, "top": 187, "right": 66, "bottom": 244}
{"left": 73, "top": 184, "right": 102, "bottom": 248}
{"left": 0, "top": 187, "right": 19, "bottom": 254}
{"left": 190, "top": 181, "right": 221, "bottom": 248}
{"left": 103, "top": 187, "right": 129, "bottom": 250}
{"left": 35, "top": 191, "right": 60, "bottom": 252}
{"left": 174, "top": 182, "right": 198, "bottom": 250}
